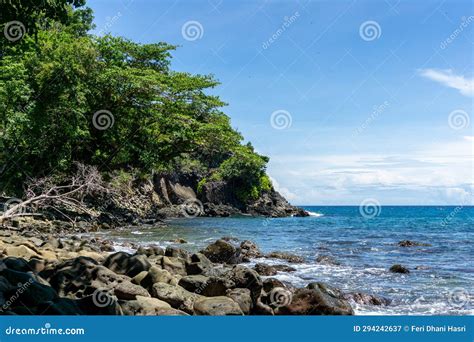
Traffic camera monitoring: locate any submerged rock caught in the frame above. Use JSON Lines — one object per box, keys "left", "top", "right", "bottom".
{"left": 315, "top": 255, "right": 340, "bottom": 266}
{"left": 389, "top": 264, "right": 410, "bottom": 274}
{"left": 398, "top": 240, "right": 431, "bottom": 247}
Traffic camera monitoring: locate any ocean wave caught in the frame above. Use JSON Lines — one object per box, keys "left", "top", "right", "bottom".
{"left": 307, "top": 211, "right": 324, "bottom": 217}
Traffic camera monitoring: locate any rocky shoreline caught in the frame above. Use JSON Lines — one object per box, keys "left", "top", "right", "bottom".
{"left": 0, "top": 220, "right": 392, "bottom": 316}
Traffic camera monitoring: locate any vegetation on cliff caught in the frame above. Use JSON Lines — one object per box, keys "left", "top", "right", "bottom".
{"left": 0, "top": 0, "right": 271, "bottom": 205}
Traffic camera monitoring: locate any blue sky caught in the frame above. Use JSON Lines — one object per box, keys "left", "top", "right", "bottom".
{"left": 89, "top": 0, "right": 473, "bottom": 205}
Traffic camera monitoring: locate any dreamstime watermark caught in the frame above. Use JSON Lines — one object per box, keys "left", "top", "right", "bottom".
{"left": 91, "top": 288, "right": 116, "bottom": 308}
{"left": 359, "top": 20, "right": 382, "bottom": 41}
{"left": 1, "top": 278, "right": 34, "bottom": 312}
{"left": 448, "top": 109, "right": 470, "bottom": 130}
{"left": 269, "top": 287, "right": 293, "bottom": 307}
{"left": 181, "top": 198, "right": 204, "bottom": 218}
{"left": 97, "top": 12, "right": 122, "bottom": 36}
{"left": 5, "top": 323, "right": 85, "bottom": 336}
{"left": 447, "top": 287, "right": 471, "bottom": 309}
{"left": 3, "top": 20, "right": 26, "bottom": 42}
{"left": 440, "top": 193, "right": 472, "bottom": 227}
{"left": 92, "top": 110, "right": 115, "bottom": 130}
{"left": 352, "top": 101, "right": 390, "bottom": 137}
{"left": 262, "top": 11, "right": 300, "bottom": 50}
{"left": 181, "top": 21, "right": 204, "bottom": 41}
{"left": 440, "top": 16, "right": 474, "bottom": 50}
{"left": 270, "top": 109, "right": 292, "bottom": 130}
{"left": 359, "top": 198, "right": 382, "bottom": 219}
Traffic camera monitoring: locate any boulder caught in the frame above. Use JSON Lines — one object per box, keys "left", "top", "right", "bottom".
{"left": 151, "top": 283, "right": 201, "bottom": 314}
{"left": 161, "top": 256, "right": 187, "bottom": 276}
{"left": 136, "top": 245, "right": 164, "bottom": 257}
{"left": 389, "top": 264, "right": 410, "bottom": 274}
{"left": 240, "top": 240, "right": 263, "bottom": 260}
{"left": 4, "top": 245, "right": 40, "bottom": 260}
{"left": 262, "top": 278, "right": 287, "bottom": 294}
{"left": 0, "top": 269, "right": 58, "bottom": 307}
{"left": 225, "top": 265, "right": 262, "bottom": 302}
{"left": 193, "top": 296, "right": 243, "bottom": 315}
{"left": 343, "top": 292, "right": 391, "bottom": 306}
{"left": 254, "top": 263, "right": 296, "bottom": 276}
{"left": 120, "top": 295, "right": 172, "bottom": 315}
{"left": 103, "top": 252, "right": 151, "bottom": 277}
{"left": 113, "top": 281, "right": 150, "bottom": 300}
{"left": 178, "top": 275, "right": 209, "bottom": 293}
{"left": 201, "top": 239, "right": 241, "bottom": 264}
{"left": 146, "top": 266, "right": 178, "bottom": 286}
{"left": 266, "top": 251, "right": 304, "bottom": 263}
{"left": 165, "top": 246, "right": 190, "bottom": 261}
{"left": 276, "top": 283, "right": 353, "bottom": 315}
{"left": 226, "top": 288, "right": 252, "bottom": 314}
{"left": 185, "top": 253, "right": 213, "bottom": 275}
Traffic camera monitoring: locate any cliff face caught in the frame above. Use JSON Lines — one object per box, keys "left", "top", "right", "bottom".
{"left": 151, "top": 172, "right": 307, "bottom": 218}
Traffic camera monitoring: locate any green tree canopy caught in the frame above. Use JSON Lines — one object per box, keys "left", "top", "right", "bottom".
{"left": 0, "top": 0, "right": 271, "bottom": 201}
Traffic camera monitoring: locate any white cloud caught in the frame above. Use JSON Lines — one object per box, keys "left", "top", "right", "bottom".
{"left": 419, "top": 69, "right": 474, "bottom": 97}
{"left": 268, "top": 137, "right": 474, "bottom": 205}
{"left": 464, "top": 135, "right": 474, "bottom": 142}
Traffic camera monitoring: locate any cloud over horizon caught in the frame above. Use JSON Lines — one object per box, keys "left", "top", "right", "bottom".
{"left": 419, "top": 69, "right": 474, "bottom": 97}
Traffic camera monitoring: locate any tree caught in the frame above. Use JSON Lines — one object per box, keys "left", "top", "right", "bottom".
{"left": 0, "top": 0, "right": 271, "bottom": 205}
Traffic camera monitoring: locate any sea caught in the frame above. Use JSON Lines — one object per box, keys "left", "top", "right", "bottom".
{"left": 94, "top": 206, "right": 474, "bottom": 315}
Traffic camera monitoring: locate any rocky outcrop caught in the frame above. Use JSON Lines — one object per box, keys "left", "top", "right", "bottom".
{"left": 0, "top": 230, "right": 383, "bottom": 316}
{"left": 154, "top": 172, "right": 307, "bottom": 218}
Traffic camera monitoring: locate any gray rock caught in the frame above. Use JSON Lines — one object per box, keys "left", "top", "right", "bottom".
{"left": 201, "top": 239, "right": 241, "bottom": 264}
{"left": 193, "top": 296, "right": 243, "bottom": 315}
{"left": 389, "top": 264, "right": 410, "bottom": 274}
{"left": 151, "top": 282, "right": 201, "bottom": 314}
{"left": 226, "top": 288, "right": 252, "bottom": 314}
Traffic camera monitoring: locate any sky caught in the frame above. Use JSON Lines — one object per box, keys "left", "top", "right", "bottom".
{"left": 88, "top": 0, "right": 473, "bottom": 205}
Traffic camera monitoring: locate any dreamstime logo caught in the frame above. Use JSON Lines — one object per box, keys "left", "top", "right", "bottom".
{"left": 181, "top": 21, "right": 204, "bottom": 41}
{"left": 269, "top": 287, "right": 292, "bottom": 307}
{"left": 181, "top": 198, "right": 204, "bottom": 218}
{"left": 440, "top": 16, "right": 474, "bottom": 49}
{"left": 448, "top": 109, "right": 470, "bottom": 130}
{"left": 352, "top": 100, "right": 390, "bottom": 137}
{"left": 1, "top": 279, "right": 34, "bottom": 312}
{"left": 3, "top": 21, "right": 26, "bottom": 42}
{"left": 270, "top": 110, "right": 292, "bottom": 130}
{"left": 447, "top": 288, "right": 470, "bottom": 308}
{"left": 92, "top": 289, "right": 115, "bottom": 308}
{"left": 97, "top": 12, "right": 122, "bottom": 36}
{"left": 359, "top": 21, "right": 382, "bottom": 41}
{"left": 2, "top": 198, "right": 25, "bottom": 215}
{"left": 262, "top": 11, "right": 300, "bottom": 50}
{"left": 92, "top": 110, "right": 115, "bottom": 130}
{"left": 359, "top": 198, "right": 381, "bottom": 219}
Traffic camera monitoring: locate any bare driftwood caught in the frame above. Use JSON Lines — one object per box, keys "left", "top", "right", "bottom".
{"left": 0, "top": 164, "right": 105, "bottom": 224}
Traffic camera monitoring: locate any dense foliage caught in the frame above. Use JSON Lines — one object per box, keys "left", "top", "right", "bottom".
{"left": 0, "top": 0, "right": 271, "bottom": 201}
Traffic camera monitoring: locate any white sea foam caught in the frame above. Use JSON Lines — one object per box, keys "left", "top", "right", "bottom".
{"left": 307, "top": 211, "right": 324, "bottom": 217}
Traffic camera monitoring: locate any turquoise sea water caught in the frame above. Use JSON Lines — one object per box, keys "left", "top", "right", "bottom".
{"left": 97, "top": 206, "right": 474, "bottom": 315}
